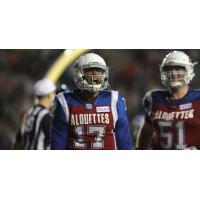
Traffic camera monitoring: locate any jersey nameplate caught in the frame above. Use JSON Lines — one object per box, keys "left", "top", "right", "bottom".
{"left": 179, "top": 103, "right": 192, "bottom": 110}
{"left": 96, "top": 106, "right": 110, "bottom": 113}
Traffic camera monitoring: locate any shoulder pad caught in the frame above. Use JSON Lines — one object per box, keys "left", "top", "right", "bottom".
{"left": 142, "top": 91, "right": 153, "bottom": 110}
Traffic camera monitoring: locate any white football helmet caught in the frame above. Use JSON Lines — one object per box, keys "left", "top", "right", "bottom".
{"left": 73, "top": 53, "right": 109, "bottom": 92}
{"left": 160, "top": 51, "right": 197, "bottom": 88}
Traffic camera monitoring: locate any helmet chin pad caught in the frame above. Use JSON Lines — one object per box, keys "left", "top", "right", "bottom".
{"left": 168, "top": 80, "right": 185, "bottom": 88}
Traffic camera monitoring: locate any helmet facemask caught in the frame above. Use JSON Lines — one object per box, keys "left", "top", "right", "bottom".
{"left": 161, "top": 66, "right": 188, "bottom": 88}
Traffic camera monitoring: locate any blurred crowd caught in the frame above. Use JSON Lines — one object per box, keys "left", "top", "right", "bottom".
{"left": 1, "top": 49, "right": 200, "bottom": 149}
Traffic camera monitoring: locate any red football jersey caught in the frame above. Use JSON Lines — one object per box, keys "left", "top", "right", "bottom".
{"left": 67, "top": 104, "right": 116, "bottom": 149}
{"left": 143, "top": 88, "right": 200, "bottom": 149}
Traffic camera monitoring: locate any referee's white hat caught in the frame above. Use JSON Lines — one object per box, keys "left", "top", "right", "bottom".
{"left": 33, "top": 79, "right": 56, "bottom": 96}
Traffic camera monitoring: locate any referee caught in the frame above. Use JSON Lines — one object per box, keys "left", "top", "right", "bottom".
{"left": 15, "top": 79, "right": 56, "bottom": 150}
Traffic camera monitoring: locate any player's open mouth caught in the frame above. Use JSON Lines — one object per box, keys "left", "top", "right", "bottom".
{"left": 88, "top": 75, "right": 102, "bottom": 84}
{"left": 93, "top": 78, "right": 99, "bottom": 83}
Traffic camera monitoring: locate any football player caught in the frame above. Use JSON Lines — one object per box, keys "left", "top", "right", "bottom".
{"left": 136, "top": 51, "right": 200, "bottom": 150}
{"left": 51, "top": 53, "right": 133, "bottom": 150}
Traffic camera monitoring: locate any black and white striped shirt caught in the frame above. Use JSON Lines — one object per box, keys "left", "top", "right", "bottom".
{"left": 17, "top": 105, "right": 51, "bottom": 150}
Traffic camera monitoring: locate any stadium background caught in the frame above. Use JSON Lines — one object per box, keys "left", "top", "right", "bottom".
{"left": 1, "top": 49, "right": 200, "bottom": 149}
